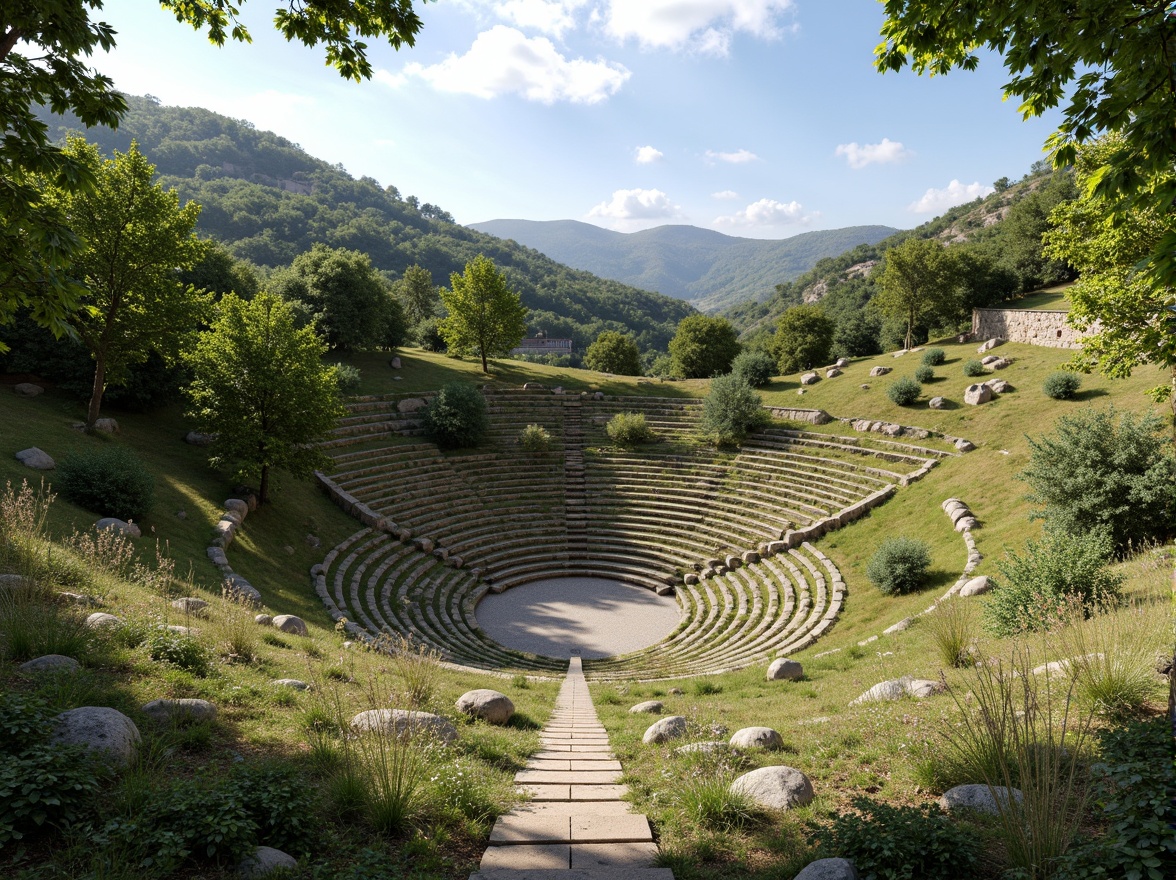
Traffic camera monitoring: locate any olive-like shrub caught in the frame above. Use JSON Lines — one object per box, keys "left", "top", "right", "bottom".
{"left": 867, "top": 537, "right": 932, "bottom": 595}
{"left": 887, "top": 376, "right": 921, "bottom": 406}
{"left": 606, "top": 412, "right": 654, "bottom": 446}
{"left": 962, "top": 359, "right": 986, "bottom": 377}
{"left": 1042, "top": 371, "right": 1081, "bottom": 400}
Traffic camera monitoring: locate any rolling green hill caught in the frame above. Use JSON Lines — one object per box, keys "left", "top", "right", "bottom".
{"left": 470, "top": 218, "right": 898, "bottom": 312}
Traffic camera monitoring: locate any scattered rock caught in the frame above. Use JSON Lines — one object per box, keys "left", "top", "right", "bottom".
{"left": 766, "top": 658, "right": 803, "bottom": 681}
{"left": 58, "top": 591, "right": 101, "bottom": 607}
{"left": 239, "top": 846, "right": 297, "bottom": 879}
{"left": 800, "top": 372, "right": 820, "bottom": 386}
{"left": 225, "top": 498, "right": 249, "bottom": 518}
{"left": 0, "top": 573, "right": 29, "bottom": 590}
{"left": 255, "top": 614, "right": 273, "bottom": 626}
{"left": 988, "top": 357, "right": 1012, "bottom": 370}
{"left": 980, "top": 355, "right": 1002, "bottom": 366}
{"left": 456, "top": 689, "right": 515, "bottom": 725}
{"left": 835, "top": 357, "right": 850, "bottom": 368}
{"left": 960, "top": 576, "right": 991, "bottom": 597}
{"left": 850, "top": 679, "right": 907, "bottom": 705}
{"left": 271, "top": 679, "right": 311, "bottom": 691}
{"left": 939, "top": 783, "right": 1022, "bottom": 815}
{"left": 977, "top": 337, "right": 1005, "bottom": 353}
{"left": 826, "top": 368, "right": 842, "bottom": 379}
{"left": 668, "top": 687, "right": 684, "bottom": 695}
{"left": 171, "top": 597, "right": 209, "bottom": 616}
{"left": 629, "top": 700, "right": 664, "bottom": 714}
{"left": 955, "top": 439, "right": 975, "bottom": 452}
{"left": 868, "top": 366, "right": 892, "bottom": 377}
{"left": 963, "top": 383, "right": 993, "bottom": 406}
{"left": 398, "top": 397, "right": 427, "bottom": 414}
{"left": 14, "top": 382, "right": 44, "bottom": 397}
{"left": 15, "top": 447, "right": 55, "bottom": 470}
{"left": 51, "top": 706, "right": 140, "bottom": 766}
{"left": 95, "top": 517, "right": 141, "bottom": 538}
{"left": 675, "top": 741, "right": 729, "bottom": 755}
{"left": 729, "top": 765, "right": 814, "bottom": 811}
{"left": 224, "top": 574, "right": 261, "bottom": 603}
{"left": 642, "top": 715, "right": 688, "bottom": 744}
{"left": 860, "top": 384, "right": 870, "bottom": 390}
{"left": 19, "top": 654, "right": 80, "bottom": 674}
{"left": 389, "top": 356, "right": 402, "bottom": 369}
{"left": 141, "top": 698, "right": 217, "bottom": 724}
{"left": 350, "top": 709, "right": 459, "bottom": 744}
{"left": 905, "top": 679, "right": 945, "bottom": 699}
{"left": 175, "top": 509, "right": 188, "bottom": 520}
{"left": 305, "top": 534, "right": 321, "bottom": 549}
{"left": 207, "top": 546, "right": 229, "bottom": 566}
{"left": 522, "top": 382, "right": 545, "bottom": 391}
{"left": 883, "top": 618, "right": 913, "bottom": 635}
{"left": 729, "top": 726, "right": 784, "bottom": 750}
{"left": 928, "top": 396, "right": 946, "bottom": 410}
{"left": 271, "top": 614, "right": 308, "bottom": 636}
{"left": 92, "top": 417, "right": 119, "bottom": 433}
{"left": 184, "top": 431, "right": 216, "bottom": 446}
{"left": 795, "top": 857, "right": 860, "bottom": 880}
{"left": 85, "top": 612, "right": 123, "bottom": 629}
{"left": 986, "top": 378, "right": 1011, "bottom": 394}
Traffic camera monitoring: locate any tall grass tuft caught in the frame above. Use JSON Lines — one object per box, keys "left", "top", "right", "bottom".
{"left": 355, "top": 670, "right": 432, "bottom": 834}
{"left": 941, "top": 645, "right": 1093, "bottom": 878}
{"left": 924, "top": 598, "right": 978, "bottom": 669}
{"left": 669, "top": 748, "right": 757, "bottom": 832}
{"left": 0, "top": 479, "right": 54, "bottom": 582}
{"left": 374, "top": 632, "right": 443, "bottom": 709}
{"left": 212, "top": 588, "right": 259, "bottom": 662}
{"left": 64, "top": 526, "right": 135, "bottom": 581}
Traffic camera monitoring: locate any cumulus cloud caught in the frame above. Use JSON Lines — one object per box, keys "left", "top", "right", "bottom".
{"left": 835, "top": 138, "right": 912, "bottom": 169}
{"left": 711, "top": 190, "right": 740, "bottom": 200}
{"left": 908, "top": 179, "right": 995, "bottom": 213}
{"left": 495, "top": 0, "right": 588, "bottom": 37}
{"left": 714, "top": 197, "right": 812, "bottom": 228}
{"left": 392, "top": 26, "right": 630, "bottom": 104}
{"left": 588, "top": 187, "right": 680, "bottom": 220}
{"left": 634, "top": 145, "right": 664, "bottom": 164}
{"left": 604, "top": 0, "right": 794, "bottom": 55}
{"left": 706, "top": 148, "right": 758, "bottom": 164}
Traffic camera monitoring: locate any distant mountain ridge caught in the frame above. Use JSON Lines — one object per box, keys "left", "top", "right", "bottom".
{"left": 469, "top": 219, "right": 898, "bottom": 312}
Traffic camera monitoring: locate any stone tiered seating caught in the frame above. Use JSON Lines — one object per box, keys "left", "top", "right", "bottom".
{"left": 582, "top": 396, "right": 704, "bottom": 443}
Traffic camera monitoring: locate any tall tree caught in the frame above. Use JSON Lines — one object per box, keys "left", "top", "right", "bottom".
{"left": 185, "top": 292, "right": 344, "bottom": 505}
{"left": 439, "top": 255, "right": 527, "bottom": 373}
{"left": 668, "top": 315, "right": 740, "bottom": 379}
{"left": 395, "top": 264, "right": 438, "bottom": 325}
{"left": 876, "top": 1, "right": 1176, "bottom": 292}
{"left": 871, "top": 238, "right": 958, "bottom": 351}
{"left": 584, "top": 330, "right": 642, "bottom": 376}
{"left": 41, "top": 138, "right": 206, "bottom": 428}
{"left": 773, "top": 304, "right": 835, "bottom": 374}
{"left": 1, "top": 1, "right": 428, "bottom": 345}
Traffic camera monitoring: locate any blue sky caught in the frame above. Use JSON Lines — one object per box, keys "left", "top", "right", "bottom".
{"left": 91, "top": 1, "right": 1064, "bottom": 238}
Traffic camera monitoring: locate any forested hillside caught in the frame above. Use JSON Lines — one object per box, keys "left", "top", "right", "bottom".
{"left": 35, "top": 96, "right": 694, "bottom": 352}
{"left": 471, "top": 219, "right": 897, "bottom": 312}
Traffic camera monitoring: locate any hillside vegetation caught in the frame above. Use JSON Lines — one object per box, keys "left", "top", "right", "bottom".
{"left": 470, "top": 219, "right": 897, "bottom": 312}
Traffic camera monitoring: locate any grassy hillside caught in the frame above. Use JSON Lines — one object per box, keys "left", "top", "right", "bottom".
{"left": 471, "top": 219, "right": 897, "bottom": 312}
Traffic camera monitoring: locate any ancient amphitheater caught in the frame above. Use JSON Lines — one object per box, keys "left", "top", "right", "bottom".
{"left": 309, "top": 389, "right": 953, "bottom": 680}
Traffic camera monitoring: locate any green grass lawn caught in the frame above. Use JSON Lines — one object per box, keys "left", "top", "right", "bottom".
{"left": 994, "top": 281, "right": 1074, "bottom": 311}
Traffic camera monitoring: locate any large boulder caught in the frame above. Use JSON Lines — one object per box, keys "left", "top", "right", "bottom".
{"left": 795, "top": 858, "right": 859, "bottom": 880}
{"left": 938, "top": 784, "right": 1022, "bottom": 815}
{"left": 51, "top": 707, "right": 141, "bottom": 766}
{"left": 92, "top": 417, "right": 119, "bottom": 433}
{"left": 239, "top": 846, "right": 298, "bottom": 878}
{"left": 95, "top": 518, "right": 141, "bottom": 538}
{"left": 141, "top": 698, "right": 217, "bottom": 724}
{"left": 15, "top": 447, "right": 55, "bottom": 470}
{"left": 963, "top": 383, "right": 993, "bottom": 406}
{"left": 629, "top": 700, "right": 664, "bottom": 714}
{"left": 14, "top": 382, "right": 44, "bottom": 397}
{"left": 730, "top": 727, "right": 784, "bottom": 750}
{"left": 642, "top": 715, "right": 688, "bottom": 744}
{"left": 85, "top": 612, "right": 123, "bottom": 629}
{"left": 850, "top": 679, "right": 906, "bottom": 705}
{"left": 800, "top": 372, "right": 820, "bottom": 386}
{"left": 959, "top": 575, "right": 991, "bottom": 597}
{"left": 19, "top": 654, "right": 80, "bottom": 674}
{"left": 729, "top": 765, "right": 814, "bottom": 811}
{"left": 350, "top": 709, "right": 458, "bottom": 744}
{"left": 868, "top": 366, "right": 891, "bottom": 377}
{"left": 767, "top": 658, "right": 804, "bottom": 681}
{"left": 455, "top": 689, "right": 515, "bottom": 725}
{"left": 271, "top": 614, "right": 308, "bottom": 636}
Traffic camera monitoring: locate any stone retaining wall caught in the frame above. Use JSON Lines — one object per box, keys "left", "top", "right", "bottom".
{"left": 971, "top": 308, "right": 1093, "bottom": 349}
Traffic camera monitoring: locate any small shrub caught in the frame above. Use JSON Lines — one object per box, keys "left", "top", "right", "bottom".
{"left": 923, "top": 598, "right": 976, "bottom": 668}
{"left": 427, "top": 758, "right": 499, "bottom": 824}
{"left": 147, "top": 628, "right": 212, "bottom": 677}
{"left": 866, "top": 537, "right": 931, "bottom": 595}
{"left": 913, "top": 364, "right": 934, "bottom": 383}
{"left": 606, "top": 412, "right": 654, "bottom": 446}
{"left": 422, "top": 383, "right": 488, "bottom": 450}
{"left": 729, "top": 349, "right": 776, "bottom": 387}
{"left": 334, "top": 363, "right": 362, "bottom": 394}
{"left": 922, "top": 348, "right": 946, "bottom": 366}
{"left": 700, "top": 373, "right": 769, "bottom": 445}
{"left": 962, "top": 358, "right": 986, "bottom": 377}
{"left": 57, "top": 445, "right": 155, "bottom": 521}
{"left": 693, "top": 680, "right": 723, "bottom": 696}
{"left": 816, "top": 796, "right": 979, "bottom": 880}
{"left": 887, "top": 376, "right": 921, "bottom": 406}
{"left": 518, "top": 424, "right": 551, "bottom": 453}
{"left": 984, "top": 528, "right": 1123, "bottom": 636}
{"left": 1042, "top": 371, "right": 1081, "bottom": 400}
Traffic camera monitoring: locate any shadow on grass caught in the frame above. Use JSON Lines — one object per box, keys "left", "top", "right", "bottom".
{"left": 1072, "top": 388, "right": 1110, "bottom": 402}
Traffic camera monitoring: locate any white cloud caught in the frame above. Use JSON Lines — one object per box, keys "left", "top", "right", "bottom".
{"left": 588, "top": 187, "right": 679, "bottom": 220}
{"left": 495, "top": 0, "right": 588, "bottom": 38}
{"left": 711, "top": 190, "right": 740, "bottom": 200}
{"left": 715, "top": 197, "right": 812, "bottom": 227}
{"left": 706, "top": 148, "right": 758, "bottom": 164}
{"left": 393, "top": 26, "right": 630, "bottom": 104}
{"left": 634, "top": 145, "right": 664, "bottom": 164}
{"left": 835, "top": 137, "right": 913, "bottom": 169}
{"left": 605, "top": 0, "right": 794, "bottom": 55}
{"left": 908, "top": 179, "right": 994, "bottom": 213}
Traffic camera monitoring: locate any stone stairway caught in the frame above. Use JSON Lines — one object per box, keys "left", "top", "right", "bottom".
{"left": 470, "top": 657, "right": 672, "bottom": 880}
{"left": 563, "top": 400, "right": 588, "bottom": 556}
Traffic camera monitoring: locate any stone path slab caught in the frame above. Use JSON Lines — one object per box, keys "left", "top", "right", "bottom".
{"left": 472, "top": 657, "right": 670, "bottom": 879}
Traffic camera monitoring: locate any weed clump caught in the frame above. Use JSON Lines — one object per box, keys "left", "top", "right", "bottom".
{"left": 606, "top": 412, "right": 654, "bottom": 446}
{"left": 913, "top": 364, "right": 935, "bottom": 383}
{"left": 700, "top": 373, "right": 769, "bottom": 445}
{"left": 729, "top": 348, "right": 776, "bottom": 387}
{"left": 921, "top": 348, "right": 946, "bottom": 366}
{"left": 518, "top": 423, "right": 551, "bottom": 453}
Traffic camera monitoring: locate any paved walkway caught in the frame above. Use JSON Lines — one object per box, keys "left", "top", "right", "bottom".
{"left": 469, "top": 657, "right": 673, "bottom": 880}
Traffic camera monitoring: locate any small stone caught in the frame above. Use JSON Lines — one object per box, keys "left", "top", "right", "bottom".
{"left": 305, "top": 534, "right": 321, "bottom": 549}
{"left": 905, "top": 679, "right": 944, "bottom": 699}
{"left": 850, "top": 679, "right": 906, "bottom": 705}
{"left": 239, "top": 846, "right": 298, "bottom": 878}
{"left": 85, "top": 612, "right": 123, "bottom": 629}
{"left": 271, "top": 679, "right": 311, "bottom": 691}
{"left": 95, "top": 517, "right": 141, "bottom": 538}
{"left": 729, "top": 726, "right": 784, "bottom": 750}
{"left": 184, "top": 430, "right": 216, "bottom": 446}
{"left": 456, "top": 689, "right": 515, "bottom": 725}
{"left": 795, "top": 857, "right": 860, "bottom": 880}
{"left": 15, "top": 447, "right": 55, "bottom": 470}
{"left": 225, "top": 498, "right": 249, "bottom": 518}
{"left": 955, "top": 439, "right": 975, "bottom": 452}
{"left": 800, "top": 372, "right": 820, "bottom": 386}
{"left": 729, "top": 765, "right": 814, "bottom": 811}
{"left": 960, "top": 575, "right": 991, "bottom": 597}
{"left": 642, "top": 715, "right": 687, "bottom": 744}
{"left": 19, "top": 654, "right": 81, "bottom": 674}
{"left": 224, "top": 574, "right": 261, "bottom": 603}
{"left": 928, "top": 396, "right": 946, "bottom": 410}
{"left": 939, "top": 783, "right": 1022, "bottom": 815}
{"left": 668, "top": 687, "right": 684, "bottom": 695}
{"left": 869, "top": 366, "right": 892, "bottom": 377}
{"left": 835, "top": 357, "right": 850, "bottom": 368}
{"left": 390, "top": 356, "right": 402, "bottom": 369}
{"left": 14, "top": 382, "right": 44, "bottom": 397}
{"left": 766, "top": 658, "right": 803, "bottom": 681}
{"left": 255, "top": 614, "right": 273, "bottom": 626}
{"left": 175, "top": 509, "right": 188, "bottom": 520}
{"left": 141, "top": 698, "right": 217, "bottom": 724}
{"left": 171, "top": 597, "right": 209, "bottom": 615}
{"left": 977, "top": 337, "right": 1005, "bottom": 353}
{"left": 92, "top": 417, "right": 119, "bottom": 433}
{"left": 51, "top": 707, "right": 140, "bottom": 766}
{"left": 271, "top": 614, "right": 308, "bottom": 636}
{"left": 826, "top": 368, "right": 842, "bottom": 379}
{"left": 629, "top": 701, "right": 664, "bottom": 714}
{"left": 986, "top": 378, "right": 1011, "bottom": 394}
{"left": 883, "top": 618, "right": 912, "bottom": 635}
{"left": 350, "top": 709, "right": 458, "bottom": 744}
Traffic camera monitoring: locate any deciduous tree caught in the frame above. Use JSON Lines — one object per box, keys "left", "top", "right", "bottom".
{"left": 395, "top": 264, "right": 438, "bottom": 325}
{"left": 185, "top": 293, "right": 344, "bottom": 505}
{"left": 439, "top": 255, "right": 527, "bottom": 373}
{"left": 584, "top": 330, "right": 642, "bottom": 376}
{"left": 668, "top": 315, "right": 740, "bottom": 379}
{"left": 773, "top": 305, "right": 835, "bottom": 374}
{"left": 871, "top": 237, "right": 958, "bottom": 352}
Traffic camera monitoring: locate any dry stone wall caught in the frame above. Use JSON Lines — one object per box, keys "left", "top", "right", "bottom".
{"left": 971, "top": 308, "right": 1095, "bottom": 349}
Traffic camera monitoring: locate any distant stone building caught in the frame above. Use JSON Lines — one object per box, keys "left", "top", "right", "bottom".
{"left": 511, "top": 337, "right": 574, "bottom": 357}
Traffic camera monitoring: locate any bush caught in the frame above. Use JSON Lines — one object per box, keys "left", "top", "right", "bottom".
{"left": 984, "top": 528, "right": 1123, "bottom": 636}
{"left": 1042, "top": 371, "right": 1081, "bottom": 399}
{"left": 147, "top": 628, "right": 212, "bottom": 676}
{"left": 334, "top": 363, "right": 362, "bottom": 394}
{"left": 584, "top": 330, "right": 642, "bottom": 376}
{"left": 866, "top": 537, "right": 931, "bottom": 595}
{"left": 422, "top": 383, "right": 488, "bottom": 449}
{"left": 518, "top": 424, "right": 551, "bottom": 453}
{"left": 913, "top": 365, "right": 934, "bottom": 383}
{"left": 962, "top": 359, "right": 986, "bottom": 377}
{"left": 816, "top": 796, "right": 979, "bottom": 880}
{"left": 57, "top": 445, "right": 154, "bottom": 521}
{"left": 606, "top": 412, "right": 654, "bottom": 446}
{"left": 700, "top": 373, "right": 769, "bottom": 445}
{"left": 669, "top": 315, "right": 740, "bottom": 378}
{"left": 922, "top": 348, "right": 946, "bottom": 366}
{"left": 887, "top": 376, "right": 922, "bottom": 406}
{"left": 1020, "top": 406, "right": 1175, "bottom": 551}
{"left": 773, "top": 304, "right": 835, "bottom": 374}
{"left": 729, "top": 349, "right": 776, "bottom": 387}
